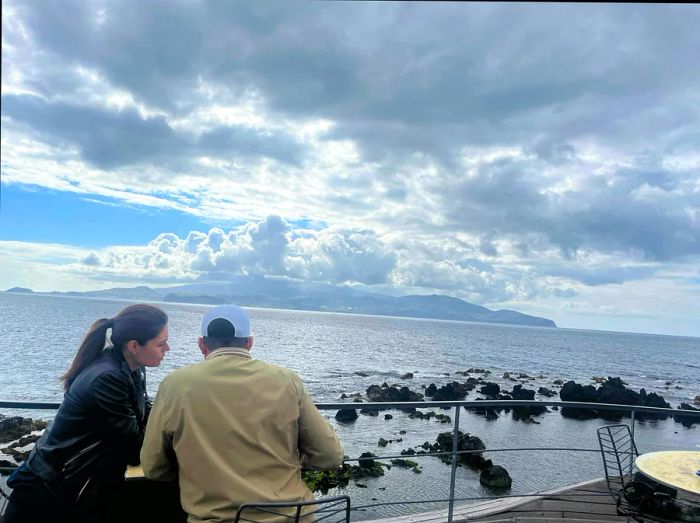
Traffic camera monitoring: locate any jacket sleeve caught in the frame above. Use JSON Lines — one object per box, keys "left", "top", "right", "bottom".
{"left": 90, "top": 373, "right": 142, "bottom": 465}
{"left": 140, "top": 380, "right": 178, "bottom": 481}
{"left": 294, "top": 374, "right": 345, "bottom": 470}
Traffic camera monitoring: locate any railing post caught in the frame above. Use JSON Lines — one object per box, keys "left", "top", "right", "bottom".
{"left": 447, "top": 403, "right": 461, "bottom": 523}
{"left": 630, "top": 409, "right": 636, "bottom": 476}
{"left": 630, "top": 409, "right": 635, "bottom": 441}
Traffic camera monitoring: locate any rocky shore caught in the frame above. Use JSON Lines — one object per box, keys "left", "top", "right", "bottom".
{"left": 0, "top": 415, "right": 46, "bottom": 470}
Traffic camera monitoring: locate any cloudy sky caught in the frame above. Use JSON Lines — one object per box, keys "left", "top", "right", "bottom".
{"left": 1, "top": 2, "right": 699, "bottom": 336}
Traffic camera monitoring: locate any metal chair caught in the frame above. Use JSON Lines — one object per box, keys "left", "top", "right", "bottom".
{"left": 597, "top": 424, "right": 681, "bottom": 522}
{"left": 234, "top": 495, "right": 351, "bottom": 523}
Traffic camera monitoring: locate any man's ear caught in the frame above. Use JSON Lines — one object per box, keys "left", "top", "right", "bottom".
{"left": 245, "top": 336, "right": 254, "bottom": 351}
{"left": 198, "top": 337, "right": 209, "bottom": 358}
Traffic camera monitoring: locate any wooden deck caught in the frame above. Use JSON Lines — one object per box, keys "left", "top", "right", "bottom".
{"left": 467, "top": 479, "right": 625, "bottom": 522}
{"left": 362, "top": 478, "right": 698, "bottom": 522}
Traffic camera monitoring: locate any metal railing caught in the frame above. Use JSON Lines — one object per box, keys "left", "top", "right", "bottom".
{"left": 2, "top": 399, "right": 699, "bottom": 522}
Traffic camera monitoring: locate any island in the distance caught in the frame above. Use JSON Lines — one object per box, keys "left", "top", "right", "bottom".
{"left": 4, "top": 279, "right": 556, "bottom": 328}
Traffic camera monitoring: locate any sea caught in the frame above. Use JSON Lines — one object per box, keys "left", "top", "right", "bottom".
{"left": 1, "top": 292, "right": 698, "bottom": 519}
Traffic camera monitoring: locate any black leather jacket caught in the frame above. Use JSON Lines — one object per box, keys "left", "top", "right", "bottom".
{"left": 16, "top": 348, "right": 150, "bottom": 505}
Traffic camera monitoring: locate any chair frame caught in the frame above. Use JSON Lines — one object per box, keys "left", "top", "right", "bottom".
{"left": 597, "top": 424, "right": 680, "bottom": 523}
{"left": 234, "top": 495, "right": 351, "bottom": 523}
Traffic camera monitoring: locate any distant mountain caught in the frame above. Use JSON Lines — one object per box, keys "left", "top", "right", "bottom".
{"left": 4, "top": 279, "right": 555, "bottom": 328}
{"left": 4, "top": 287, "right": 34, "bottom": 293}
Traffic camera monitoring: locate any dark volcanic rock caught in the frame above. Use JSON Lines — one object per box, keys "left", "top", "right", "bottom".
{"left": 637, "top": 389, "right": 671, "bottom": 420}
{"left": 559, "top": 380, "right": 600, "bottom": 419}
{"left": 431, "top": 382, "right": 470, "bottom": 401}
{"left": 358, "top": 452, "right": 379, "bottom": 469}
{"left": 674, "top": 403, "right": 700, "bottom": 428}
{"left": 480, "top": 465, "right": 512, "bottom": 489}
{"left": 335, "top": 409, "right": 358, "bottom": 422}
{"left": 479, "top": 382, "right": 500, "bottom": 397}
{"left": 511, "top": 384, "right": 535, "bottom": 400}
{"left": 9, "top": 434, "right": 40, "bottom": 448}
{"left": 511, "top": 385, "right": 547, "bottom": 419}
{"left": 425, "top": 383, "right": 438, "bottom": 396}
{"left": 430, "top": 431, "right": 488, "bottom": 469}
{"left": 401, "top": 372, "right": 414, "bottom": 379}
{"left": 366, "top": 384, "right": 423, "bottom": 403}
{"left": 485, "top": 408, "right": 499, "bottom": 421}
{"left": 390, "top": 458, "right": 422, "bottom": 473}
{"left": 408, "top": 411, "right": 452, "bottom": 424}
{"left": 384, "top": 414, "right": 393, "bottom": 420}
{"left": 432, "top": 383, "right": 459, "bottom": 401}
{"left": 4, "top": 446, "right": 31, "bottom": 462}
{"left": 598, "top": 378, "right": 644, "bottom": 420}
{"left": 560, "top": 381, "right": 598, "bottom": 402}
{"left": 360, "top": 408, "right": 380, "bottom": 416}
{"left": 537, "top": 387, "right": 556, "bottom": 397}
{"left": 559, "top": 378, "right": 671, "bottom": 421}
{"left": 0, "top": 417, "right": 39, "bottom": 444}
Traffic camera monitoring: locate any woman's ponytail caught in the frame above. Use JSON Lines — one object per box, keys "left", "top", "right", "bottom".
{"left": 61, "top": 318, "right": 112, "bottom": 391}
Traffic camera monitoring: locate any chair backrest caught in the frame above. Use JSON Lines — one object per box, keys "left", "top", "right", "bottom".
{"left": 234, "top": 495, "right": 351, "bottom": 523}
{"left": 597, "top": 424, "right": 639, "bottom": 503}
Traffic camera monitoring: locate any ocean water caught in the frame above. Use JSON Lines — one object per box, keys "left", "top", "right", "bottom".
{"left": 1, "top": 292, "right": 698, "bottom": 519}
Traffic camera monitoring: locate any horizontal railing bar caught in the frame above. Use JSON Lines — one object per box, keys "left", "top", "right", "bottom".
{"left": 348, "top": 491, "right": 612, "bottom": 510}
{"left": 342, "top": 447, "right": 601, "bottom": 462}
{"left": 0, "top": 447, "right": 603, "bottom": 475}
{"left": 0, "top": 401, "right": 62, "bottom": 409}
{"left": 316, "top": 400, "right": 700, "bottom": 416}
{"left": 2, "top": 399, "right": 698, "bottom": 416}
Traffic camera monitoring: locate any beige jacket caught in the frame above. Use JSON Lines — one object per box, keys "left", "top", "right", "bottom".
{"left": 141, "top": 348, "right": 344, "bottom": 523}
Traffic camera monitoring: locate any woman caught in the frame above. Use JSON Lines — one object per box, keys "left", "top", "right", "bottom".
{"left": 5, "top": 303, "right": 169, "bottom": 523}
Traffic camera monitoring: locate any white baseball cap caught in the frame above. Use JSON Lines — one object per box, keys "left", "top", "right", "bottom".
{"left": 201, "top": 304, "right": 252, "bottom": 338}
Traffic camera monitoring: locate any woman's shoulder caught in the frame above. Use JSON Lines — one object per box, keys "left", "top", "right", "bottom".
{"left": 70, "top": 349, "right": 128, "bottom": 391}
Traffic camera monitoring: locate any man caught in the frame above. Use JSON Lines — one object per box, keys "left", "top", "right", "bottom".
{"left": 141, "top": 304, "right": 344, "bottom": 522}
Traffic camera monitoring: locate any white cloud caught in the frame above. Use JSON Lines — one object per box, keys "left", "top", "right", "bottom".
{"left": 2, "top": 2, "right": 699, "bottom": 335}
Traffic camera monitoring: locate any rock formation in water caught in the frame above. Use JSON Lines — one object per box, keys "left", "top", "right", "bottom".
{"left": 559, "top": 377, "right": 672, "bottom": 421}
{"left": 366, "top": 383, "right": 423, "bottom": 403}
{"left": 674, "top": 403, "right": 700, "bottom": 428}
{"left": 335, "top": 408, "right": 359, "bottom": 422}
{"left": 480, "top": 465, "right": 512, "bottom": 489}
{"left": 0, "top": 416, "right": 47, "bottom": 444}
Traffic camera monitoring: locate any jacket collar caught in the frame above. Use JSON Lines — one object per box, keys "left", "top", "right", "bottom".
{"left": 109, "top": 347, "right": 144, "bottom": 384}
{"left": 206, "top": 347, "right": 252, "bottom": 361}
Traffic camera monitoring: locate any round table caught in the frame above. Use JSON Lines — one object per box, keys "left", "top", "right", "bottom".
{"left": 125, "top": 464, "right": 145, "bottom": 479}
{"left": 635, "top": 451, "right": 700, "bottom": 496}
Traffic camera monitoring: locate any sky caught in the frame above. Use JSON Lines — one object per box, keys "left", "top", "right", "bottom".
{"left": 1, "top": 2, "right": 699, "bottom": 337}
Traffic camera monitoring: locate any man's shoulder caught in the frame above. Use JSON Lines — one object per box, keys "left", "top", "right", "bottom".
{"left": 254, "top": 359, "right": 301, "bottom": 381}
{"left": 159, "top": 361, "right": 208, "bottom": 388}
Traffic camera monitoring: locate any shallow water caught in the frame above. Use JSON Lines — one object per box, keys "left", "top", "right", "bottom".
{"left": 1, "top": 293, "right": 698, "bottom": 519}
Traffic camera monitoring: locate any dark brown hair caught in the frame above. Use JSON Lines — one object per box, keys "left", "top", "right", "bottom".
{"left": 61, "top": 304, "right": 168, "bottom": 390}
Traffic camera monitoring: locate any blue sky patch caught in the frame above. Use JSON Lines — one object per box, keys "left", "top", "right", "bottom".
{"left": 0, "top": 183, "right": 210, "bottom": 247}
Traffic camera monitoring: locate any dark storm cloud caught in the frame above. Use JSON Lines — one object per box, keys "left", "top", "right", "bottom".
{"left": 4, "top": 0, "right": 699, "bottom": 267}
{"left": 14, "top": 3, "right": 699, "bottom": 134}
{"left": 438, "top": 156, "right": 700, "bottom": 261}
{"left": 2, "top": 94, "right": 304, "bottom": 168}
